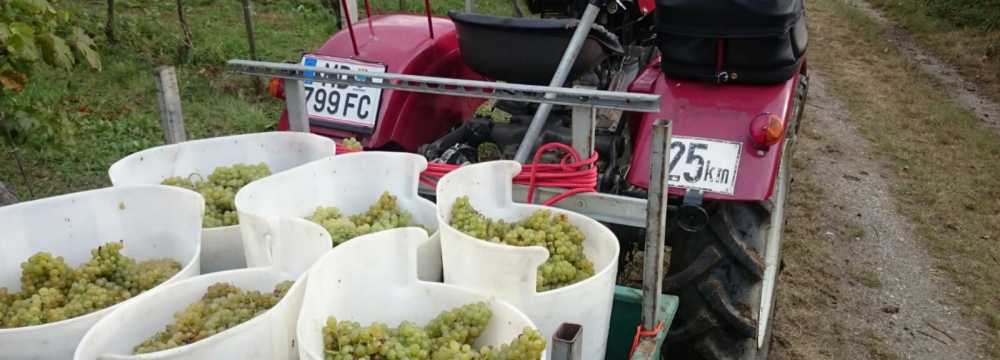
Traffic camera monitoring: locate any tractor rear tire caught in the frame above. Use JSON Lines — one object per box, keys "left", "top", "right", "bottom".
{"left": 662, "top": 201, "right": 774, "bottom": 360}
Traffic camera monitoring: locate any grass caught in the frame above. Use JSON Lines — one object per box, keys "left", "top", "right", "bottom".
{"left": 859, "top": 329, "right": 902, "bottom": 360}
{"left": 844, "top": 224, "right": 866, "bottom": 241}
{"left": 808, "top": 0, "right": 1000, "bottom": 356}
{"left": 866, "top": 0, "right": 1000, "bottom": 104}
{"left": 0, "top": 0, "right": 514, "bottom": 200}
{"left": 850, "top": 267, "right": 883, "bottom": 289}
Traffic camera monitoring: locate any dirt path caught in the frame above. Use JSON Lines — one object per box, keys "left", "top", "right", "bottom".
{"left": 786, "top": 73, "right": 990, "bottom": 359}
{"left": 846, "top": 0, "right": 1000, "bottom": 133}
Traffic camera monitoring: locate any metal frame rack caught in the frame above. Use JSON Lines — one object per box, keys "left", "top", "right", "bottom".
{"left": 228, "top": 59, "right": 674, "bottom": 359}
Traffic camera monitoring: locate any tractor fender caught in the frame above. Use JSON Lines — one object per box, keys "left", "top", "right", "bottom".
{"left": 278, "top": 15, "right": 484, "bottom": 150}
{"left": 625, "top": 58, "right": 803, "bottom": 202}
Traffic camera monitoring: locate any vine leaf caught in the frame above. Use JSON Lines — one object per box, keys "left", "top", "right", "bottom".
{"left": 69, "top": 27, "right": 101, "bottom": 71}
{"left": 38, "top": 32, "right": 75, "bottom": 69}
{"left": 8, "top": 23, "right": 40, "bottom": 61}
{"left": 10, "top": 0, "right": 54, "bottom": 14}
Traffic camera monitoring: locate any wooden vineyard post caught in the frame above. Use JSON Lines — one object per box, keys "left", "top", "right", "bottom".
{"left": 154, "top": 66, "right": 188, "bottom": 144}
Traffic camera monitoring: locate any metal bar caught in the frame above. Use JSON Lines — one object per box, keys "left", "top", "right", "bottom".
{"left": 416, "top": 184, "right": 649, "bottom": 227}
{"left": 513, "top": 2, "right": 602, "bottom": 163}
{"left": 642, "top": 119, "right": 671, "bottom": 329}
{"left": 340, "top": 0, "right": 360, "bottom": 55}
{"left": 758, "top": 139, "right": 790, "bottom": 348}
{"left": 284, "top": 79, "right": 309, "bottom": 132}
{"left": 464, "top": 0, "right": 473, "bottom": 12}
{"left": 551, "top": 323, "right": 583, "bottom": 360}
{"left": 153, "top": 66, "right": 187, "bottom": 144}
{"left": 571, "top": 104, "right": 596, "bottom": 159}
{"left": 363, "top": 0, "right": 374, "bottom": 35}
{"left": 240, "top": 0, "right": 263, "bottom": 94}
{"left": 511, "top": 186, "right": 649, "bottom": 227}
{"left": 241, "top": 0, "right": 258, "bottom": 61}
{"left": 423, "top": 0, "right": 434, "bottom": 39}
{"left": 570, "top": 105, "right": 595, "bottom": 159}
{"left": 227, "top": 60, "right": 659, "bottom": 112}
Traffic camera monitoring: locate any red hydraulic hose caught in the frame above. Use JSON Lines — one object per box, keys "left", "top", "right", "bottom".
{"left": 419, "top": 142, "right": 599, "bottom": 206}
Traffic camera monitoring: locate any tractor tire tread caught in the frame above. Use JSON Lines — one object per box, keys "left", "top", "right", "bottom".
{"left": 698, "top": 278, "right": 757, "bottom": 337}
{"left": 709, "top": 209, "right": 764, "bottom": 280}
{"left": 666, "top": 309, "right": 718, "bottom": 343}
{"left": 663, "top": 245, "right": 723, "bottom": 292}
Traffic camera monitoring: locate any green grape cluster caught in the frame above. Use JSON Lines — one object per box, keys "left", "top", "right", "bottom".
{"left": 308, "top": 192, "right": 423, "bottom": 246}
{"left": 0, "top": 242, "right": 181, "bottom": 328}
{"left": 449, "top": 196, "right": 595, "bottom": 291}
{"left": 341, "top": 137, "right": 363, "bottom": 151}
{"left": 161, "top": 162, "right": 271, "bottom": 228}
{"left": 322, "top": 302, "right": 545, "bottom": 360}
{"left": 133, "top": 280, "right": 294, "bottom": 354}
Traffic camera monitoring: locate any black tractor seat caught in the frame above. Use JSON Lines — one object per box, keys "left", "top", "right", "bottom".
{"left": 448, "top": 12, "right": 624, "bottom": 85}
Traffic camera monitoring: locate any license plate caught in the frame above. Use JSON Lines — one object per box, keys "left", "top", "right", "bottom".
{"left": 301, "top": 55, "right": 386, "bottom": 130}
{"left": 668, "top": 136, "right": 742, "bottom": 195}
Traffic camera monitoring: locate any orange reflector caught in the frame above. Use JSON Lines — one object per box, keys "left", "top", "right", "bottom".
{"left": 267, "top": 77, "right": 283, "bottom": 99}
{"left": 749, "top": 113, "right": 785, "bottom": 148}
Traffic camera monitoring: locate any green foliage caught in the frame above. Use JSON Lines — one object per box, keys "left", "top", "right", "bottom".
{"left": 0, "top": 0, "right": 102, "bottom": 90}
{"left": 0, "top": 0, "right": 101, "bottom": 142}
{"left": 923, "top": 0, "right": 1000, "bottom": 31}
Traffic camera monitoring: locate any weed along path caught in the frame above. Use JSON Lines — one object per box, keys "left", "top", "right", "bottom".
{"left": 848, "top": 0, "right": 1000, "bottom": 135}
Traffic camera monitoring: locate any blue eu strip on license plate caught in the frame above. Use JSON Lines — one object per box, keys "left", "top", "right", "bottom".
{"left": 303, "top": 57, "right": 318, "bottom": 84}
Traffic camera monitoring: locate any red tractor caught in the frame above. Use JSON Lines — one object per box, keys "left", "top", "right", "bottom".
{"left": 266, "top": 0, "right": 808, "bottom": 358}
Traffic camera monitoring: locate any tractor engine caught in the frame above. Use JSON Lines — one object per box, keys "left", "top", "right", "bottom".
{"left": 417, "top": 99, "right": 631, "bottom": 193}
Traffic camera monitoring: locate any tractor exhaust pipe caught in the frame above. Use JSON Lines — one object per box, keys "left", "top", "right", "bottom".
{"left": 512, "top": 0, "right": 603, "bottom": 163}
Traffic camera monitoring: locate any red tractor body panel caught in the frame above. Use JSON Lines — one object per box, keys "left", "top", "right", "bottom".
{"left": 277, "top": 14, "right": 483, "bottom": 150}
{"left": 279, "top": 15, "right": 801, "bottom": 202}
{"left": 626, "top": 58, "right": 800, "bottom": 201}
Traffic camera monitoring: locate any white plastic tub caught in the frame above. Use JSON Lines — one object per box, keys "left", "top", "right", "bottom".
{"left": 75, "top": 218, "right": 330, "bottom": 360}
{"left": 108, "top": 132, "right": 335, "bottom": 273}
{"left": 0, "top": 186, "right": 203, "bottom": 360}
{"left": 436, "top": 161, "right": 620, "bottom": 360}
{"left": 296, "top": 228, "right": 544, "bottom": 359}
{"left": 235, "top": 151, "right": 441, "bottom": 281}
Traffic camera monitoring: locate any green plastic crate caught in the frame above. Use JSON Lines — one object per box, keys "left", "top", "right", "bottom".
{"left": 605, "top": 286, "right": 679, "bottom": 360}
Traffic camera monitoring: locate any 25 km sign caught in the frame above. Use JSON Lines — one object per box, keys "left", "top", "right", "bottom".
{"left": 667, "top": 136, "right": 742, "bottom": 195}
{"left": 300, "top": 55, "right": 386, "bottom": 131}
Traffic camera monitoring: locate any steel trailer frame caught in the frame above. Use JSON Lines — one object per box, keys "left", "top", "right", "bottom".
{"left": 228, "top": 59, "right": 673, "bottom": 359}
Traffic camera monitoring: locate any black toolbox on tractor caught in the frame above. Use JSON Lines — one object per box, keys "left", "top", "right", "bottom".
{"left": 655, "top": 0, "right": 808, "bottom": 84}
